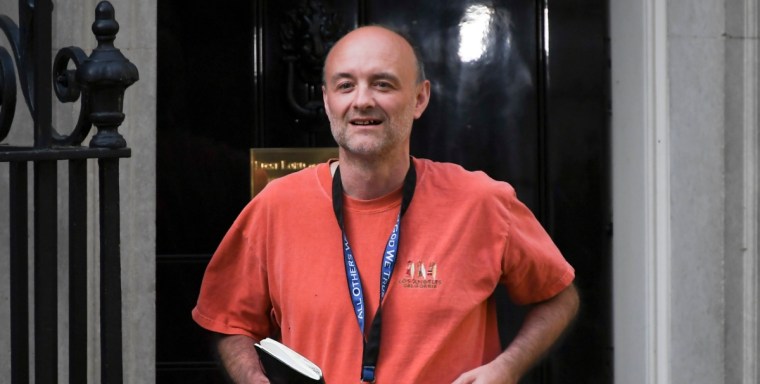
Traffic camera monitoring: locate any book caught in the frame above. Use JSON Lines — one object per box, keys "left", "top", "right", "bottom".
{"left": 254, "top": 338, "right": 325, "bottom": 384}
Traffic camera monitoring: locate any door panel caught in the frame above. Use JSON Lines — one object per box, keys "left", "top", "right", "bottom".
{"left": 370, "top": 1, "right": 540, "bottom": 206}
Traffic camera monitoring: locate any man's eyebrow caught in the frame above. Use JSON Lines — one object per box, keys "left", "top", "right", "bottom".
{"left": 327, "top": 72, "right": 401, "bottom": 84}
{"left": 328, "top": 72, "right": 354, "bottom": 84}
{"left": 371, "top": 72, "right": 401, "bottom": 83}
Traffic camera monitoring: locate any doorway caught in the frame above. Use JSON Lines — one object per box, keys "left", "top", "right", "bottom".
{"left": 156, "top": 1, "right": 611, "bottom": 382}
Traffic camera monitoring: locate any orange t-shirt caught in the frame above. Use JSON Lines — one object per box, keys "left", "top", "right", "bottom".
{"left": 192, "top": 158, "right": 574, "bottom": 383}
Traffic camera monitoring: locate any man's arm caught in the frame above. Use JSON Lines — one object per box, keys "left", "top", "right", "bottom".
{"left": 214, "top": 333, "right": 270, "bottom": 384}
{"left": 452, "top": 283, "right": 580, "bottom": 384}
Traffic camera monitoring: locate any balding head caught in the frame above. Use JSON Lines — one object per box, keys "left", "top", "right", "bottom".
{"left": 324, "top": 26, "right": 426, "bottom": 85}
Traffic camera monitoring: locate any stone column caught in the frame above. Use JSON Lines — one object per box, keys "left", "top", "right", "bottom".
{"left": 612, "top": 0, "right": 759, "bottom": 383}
{"left": 724, "top": 0, "right": 760, "bottom": 382}
{"left": 668, "top": 0, "right": 726, "bottom": 382}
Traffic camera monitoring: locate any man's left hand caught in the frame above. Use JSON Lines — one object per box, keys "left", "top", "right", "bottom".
{"left": 450, "top": 358, "right": 516, "bottom": 384}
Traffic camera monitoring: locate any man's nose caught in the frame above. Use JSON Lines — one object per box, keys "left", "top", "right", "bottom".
{"left": 352, "top": 85, "right": 375, "bottom": 110}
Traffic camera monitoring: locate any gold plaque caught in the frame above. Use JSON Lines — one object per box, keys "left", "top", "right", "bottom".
{"left": 250, "top": 147, "right": 338, "bottom": 198}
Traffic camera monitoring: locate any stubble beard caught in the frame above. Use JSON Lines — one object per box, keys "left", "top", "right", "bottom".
{"left": 329, "top": 108, "right": 415, "bottom": 159}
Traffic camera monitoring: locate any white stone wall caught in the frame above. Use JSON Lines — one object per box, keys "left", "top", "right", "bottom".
{"left": 612, "top": 0, "right": 759, "bottom": 383}
{"left": 723, "top": 0, "right": 760, "bottom": 382}
{"left": 668, "top": 0, "right": 727, "bottom": 383}
{"left": 0, "top": 0, "right": 156, "bottom": 382}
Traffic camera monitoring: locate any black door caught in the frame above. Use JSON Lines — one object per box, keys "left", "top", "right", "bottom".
{"left": 156, "top": 0, "right": 610, "bottom": 382}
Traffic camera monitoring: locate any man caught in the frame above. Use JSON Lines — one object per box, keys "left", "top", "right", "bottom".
{"left": 193, "top": 26, "right": 579, "bottom": 383}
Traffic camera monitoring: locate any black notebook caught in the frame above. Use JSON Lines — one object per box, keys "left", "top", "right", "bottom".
{"left": 255, "top": 338, "right": 325, "bottom": 384}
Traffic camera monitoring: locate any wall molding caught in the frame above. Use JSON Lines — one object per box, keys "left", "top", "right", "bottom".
{"left": 644, "top": 0, "right": 671, "bottom": 382}
{"left": 611, "top": 0, "right": 671, "bottom": 382}
{"left": 740, "top": 1, "right": 759, "bottom": 382}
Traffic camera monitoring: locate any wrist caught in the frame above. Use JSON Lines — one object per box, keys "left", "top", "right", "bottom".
{"left": 491, "top": 353, "right": 521, "bottom": 384}
{"left": 249, "top": 369, "right": 270, "bottom": 384}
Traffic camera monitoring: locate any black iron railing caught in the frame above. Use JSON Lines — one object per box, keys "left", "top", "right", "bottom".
{"left": 0, "top": 1, "right": 138, "bottom": 383}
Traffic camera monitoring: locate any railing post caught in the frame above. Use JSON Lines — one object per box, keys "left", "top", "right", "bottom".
{"left": 31, "top": 0, "right": 52, "bottom": 148}
{"left": 69, "top": 159, "right": 89, "bottom": 384}
{"left": 10, "top": 161, "right": 29, "bottom": 384}
{"left": 79, "top": 3, "right": 138, "bottom": 382}
{"left": 34, "top": 159, "right": 58, "bottom": 384}
{"left": 99, "top": 157, "right": 123, "bottom": 383}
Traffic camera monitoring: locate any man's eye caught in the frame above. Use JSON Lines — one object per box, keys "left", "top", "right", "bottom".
{"left": 336, "top": 82, "right": 354, "bottom": 91}
{"left": 375, "top": 81, "right": 392, "bottom": 89}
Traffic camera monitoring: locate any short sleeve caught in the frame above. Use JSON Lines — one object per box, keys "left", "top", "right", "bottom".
{"left": 191, "top": 199, "right": 275, "bottom": 340}
{"left": 500, "top": 189, "right": 575, "bottom": 305}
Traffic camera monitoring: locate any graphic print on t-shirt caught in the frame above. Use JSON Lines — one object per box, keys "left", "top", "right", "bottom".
{"left": 400, "top": 260, "right": 442, "bottom": 289}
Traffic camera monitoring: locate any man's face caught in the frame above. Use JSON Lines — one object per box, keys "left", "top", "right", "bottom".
{"left": 322, "top": 27, "right": 430, "bottom": 159}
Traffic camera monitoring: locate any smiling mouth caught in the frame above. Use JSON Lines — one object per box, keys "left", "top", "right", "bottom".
{"left": 350, "top": 119, "right": 382, "bottom": 126}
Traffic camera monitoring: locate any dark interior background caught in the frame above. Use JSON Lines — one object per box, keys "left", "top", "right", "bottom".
{"left": 156, "top": 0, "right": 611, "bottom": 382}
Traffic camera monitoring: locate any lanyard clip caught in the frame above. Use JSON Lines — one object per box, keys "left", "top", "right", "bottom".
{"left": 361, "top": 365, "right": 376, "bottom": 383}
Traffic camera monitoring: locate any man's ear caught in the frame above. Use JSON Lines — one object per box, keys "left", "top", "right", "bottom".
{"left": 413, "top": 80, "right": 431, "bottom": 119}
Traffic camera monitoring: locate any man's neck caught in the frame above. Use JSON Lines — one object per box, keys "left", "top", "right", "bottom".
{"left": 333, "top": 150, "right": 410, "bottom": 200}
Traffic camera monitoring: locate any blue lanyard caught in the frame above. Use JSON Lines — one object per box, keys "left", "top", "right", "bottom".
{"left": 340, "top": 213, "right": 400, "bottom": 334}
{"left": 332, "top": 159, "right": 416, "bottom": 383}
